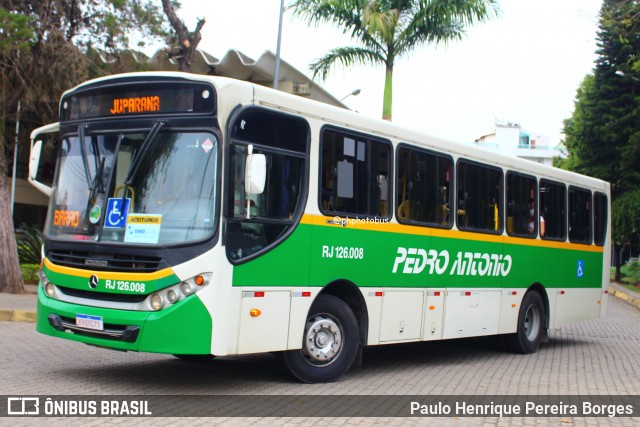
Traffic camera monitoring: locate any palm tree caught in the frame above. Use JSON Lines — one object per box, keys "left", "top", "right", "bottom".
{"left": 290, "top": 0, "right": 498, "bottom": 121}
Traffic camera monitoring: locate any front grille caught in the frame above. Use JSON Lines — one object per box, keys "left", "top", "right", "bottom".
{"left": 48, "top": 314, "right": 140, "bottom": 342}
{"left": 48, "top": 250, "right": 166, "bottom": 273}
{"left": 57, "top": 285, "right": 147, "bottom": 303}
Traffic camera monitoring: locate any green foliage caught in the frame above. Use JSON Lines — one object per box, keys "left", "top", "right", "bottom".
{"left": 561, "top": 0, "right": 640, "bottom": 255}
{"left": 0, "top": 6, "right": 34, "bottom": 51}
{"left": 20, "top": 264, "right": 40, "bottom": 284}
{"left": 612, "top": 190, "right": 640, "bottom": 247}
{"left": 289, "top": 0, "right": 498, "bottom": 120}
{"left": 16, "top": 224, "right": 43, "bottom": 265}
{"left": 0, "top": 0, "right": 169, "bottom": 53}
{"left": 619, "top": 260, "right": 640, "bottom": 288}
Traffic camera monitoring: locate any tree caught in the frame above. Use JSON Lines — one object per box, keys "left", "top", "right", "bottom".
{"left": 559, "top": 0, "right": 640, "bottom": 280}
{"left": 161, "top": 0, "right": 206, "bottom": 72}
{"left": 290, "top": 0, "right": 498, "bottom": 121}
{"left": 0, "top": 1, "right": 168, "bottom": 293}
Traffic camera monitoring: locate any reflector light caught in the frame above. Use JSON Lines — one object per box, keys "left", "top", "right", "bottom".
{"left": 250, "top": 309, "right": 261, "bottom": 317}
{"left": 465, "top": 292, "right": 471, "bottom": 296}
{"left": 194, "top": 275, "right": 205, "bottom": 286}
{"left": 434, "top": 291, "right": 441, "bottom": 296}
{"left": 560, "top": 291, "right": 565, "bottom": 295}
{"left": 302, "top": 292, "right": 311, "bottom": 297}
{"left": 511, "top": 291, "right": 517, "bottom": 295}
{"left": 429, "top": 305, "right": 436, "bottom": 311}
{"left": 375, "top": 291, "right": 383, "bottom": 297}
{"left": 254, "top": 291, "right": 265, "bottom": 297}
{"left": 512, "top": 304, "right": 517, "bottom": 308}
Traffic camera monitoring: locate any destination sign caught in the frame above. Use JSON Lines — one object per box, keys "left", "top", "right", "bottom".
{"left": 61, "top": 82, "right": 215, "bottom": 120}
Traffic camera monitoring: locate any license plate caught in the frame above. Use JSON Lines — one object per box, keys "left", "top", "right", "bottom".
{"left": 76, "top": 314, "right": 104, "bottom": 331}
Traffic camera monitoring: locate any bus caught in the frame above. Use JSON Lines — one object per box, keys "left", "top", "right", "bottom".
{"left": 29, "top": 72, "right": 611, "bottom": 383}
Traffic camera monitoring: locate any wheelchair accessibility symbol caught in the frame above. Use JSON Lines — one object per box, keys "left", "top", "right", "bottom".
{"left": 577, "top": 260, "right": 585, "bottom": 279}
{"left": 104, "top": 198, "right": 131, "bottom": 228}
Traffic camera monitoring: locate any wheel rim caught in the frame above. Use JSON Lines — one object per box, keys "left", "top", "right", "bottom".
{"left": 524, "top": 303, "right": 541, "bottom": 341}
{"left": 302, "top": 313, "right": 343, "bottom": 366}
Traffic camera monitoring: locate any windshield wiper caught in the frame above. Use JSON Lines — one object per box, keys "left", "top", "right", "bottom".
{"left": 78, "top": 125, "right": 92, "bottom": 186}
{"left": 79, "top": 126, "right": 109, "bottom": 220}
{"left": 119, "top": 120, "right": 166, "bottom": 216}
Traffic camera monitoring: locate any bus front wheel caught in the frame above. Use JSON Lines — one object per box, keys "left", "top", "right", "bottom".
{"left": 280, "top": 294, "right": 359, "bottom": 383}
{"left": 506, "top": 291, "right": 545, "bottom": 354}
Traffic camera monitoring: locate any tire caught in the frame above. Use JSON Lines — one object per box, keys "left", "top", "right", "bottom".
{"left": 279, "top": 294, "right": 360, "bottom": 383}
{"left": 506, "top": 291, "right": 545, "bottom": 354}
{"left": 173, "top": 354, "right": 215, "bottom": 362}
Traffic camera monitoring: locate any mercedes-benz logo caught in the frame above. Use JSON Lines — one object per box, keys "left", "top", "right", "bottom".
{"left": 88, "top": 275, "right": 99, "bottom": 289}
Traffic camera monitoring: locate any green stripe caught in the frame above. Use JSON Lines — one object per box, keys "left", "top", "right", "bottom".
{"left": 233, "top": 224, "right": 603, "bottom": 289}
{"left": 43, "top": 264, "right": 180, "bottom": 295}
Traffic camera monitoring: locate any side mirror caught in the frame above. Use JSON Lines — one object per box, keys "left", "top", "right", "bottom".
{"left": 29, "top": 140, "right": 43, "bottom": 181}
{"left": 28, "top": 139, "right": 52, "bottom": 196}
{"left": 245, "top": 153, "right": 266, "bottom": 195}
{"left": 29, "top": 122, "right": 58, "bottom": 197}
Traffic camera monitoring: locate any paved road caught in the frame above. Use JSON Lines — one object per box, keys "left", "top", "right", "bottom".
{"left": 1, "top": 296, "right": 639, "bottom": 426}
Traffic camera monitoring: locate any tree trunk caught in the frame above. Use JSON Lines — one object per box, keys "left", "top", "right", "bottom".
{"left": 0, "top": 137, "right": 25, "bottom": 294}
{"left": 614, "top": 242, "right": 622, "bottom": 282}
{"left": 161, "top": 0, "right": 205, "bottom": 72}
{"left": 382, "top": 65, "right": 393, "bottom": 121}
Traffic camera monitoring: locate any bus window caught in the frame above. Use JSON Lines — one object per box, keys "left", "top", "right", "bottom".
{"left": 569, "top": 186, "right": 592, "bottom": 244}
{"left": 320, "top": 127, "right": 391, "bottom": 218}
{"left": 594, "top": 192, "right": 608, "bottom": 246}
{"left": 456, "top": 160, "right": 502, "bottom": 233}
{"left": 506, "top": 172, "right": 537, "bottom": 238}
{"left": 226, "top": 108, "right": 309, "bottom": 262}
{"left": 396, "top": 145, "right": 453, "bottom": 227}
{"left": 539, "top": 179, "right": 566, "bottom": 241}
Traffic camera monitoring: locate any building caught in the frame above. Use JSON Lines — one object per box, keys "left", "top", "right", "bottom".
{"left": 473, "top": 122, "right": 565, "bottom": 166}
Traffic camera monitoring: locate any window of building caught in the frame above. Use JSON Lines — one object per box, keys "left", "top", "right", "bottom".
{"left": 456, "top": 160, "right": 502, "bottom": 233}
{"left": 506, "top": 172, "right": 537, "bottom": 238}
{"left": 593, "top": 192, "right": 608, "bottom": 246}
{"left": 539, "top": 179, "right": 566, "bottom": 241}
{"left": 320, "top": 127, "right": 391, "bottom": 218}
{"left": 396, "top": 145, "right": 453, "bottom": 227}
{"left": 569, "top": 186, "right": 592, "bottom": 244}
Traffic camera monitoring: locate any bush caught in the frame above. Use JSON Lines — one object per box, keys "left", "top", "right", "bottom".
{"left": 21, "top": 264, "right": 40, "bottom": 284}
{"left": 16, "top": 223, "right": 44, "bottom": 265}
{"left": 621, "top": 261, "right": 640, "bottom": 285}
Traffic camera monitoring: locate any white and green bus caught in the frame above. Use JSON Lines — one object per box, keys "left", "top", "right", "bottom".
{"left": 29, "top": 72, "right": 610, "bottom": 383}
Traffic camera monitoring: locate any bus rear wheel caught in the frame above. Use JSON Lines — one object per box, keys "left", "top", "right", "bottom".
{"left": 506, "top": 291, "right": 545, "bottom": 354}
{"left": 280, "top": 294, "right": 359, "bottom": 383}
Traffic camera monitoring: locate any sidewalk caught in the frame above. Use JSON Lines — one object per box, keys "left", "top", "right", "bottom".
{"left": 0, "top": 282, "right": 638, "bottom": 324}
{"left": 0, "top": 284, "right": 38, "bottom": 322}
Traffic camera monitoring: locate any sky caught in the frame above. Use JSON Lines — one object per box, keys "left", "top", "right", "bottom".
{"left": 159, "top": 0, "right": 604, "bottom": 146}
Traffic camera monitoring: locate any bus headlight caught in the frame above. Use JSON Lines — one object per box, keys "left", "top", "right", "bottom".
{"left": 167, "top": 290, "right": 178, "bottom": 304}
{"left": 181, "top": 282, "right": 194, "bottom": 296}
{"left": 45, "top": 282, "right": 55, "bottom": 297}
{"left": 150, "top": 294, "right": 163, "bottom": 311}
{"left": 146, "top": 273, "right": 211, "bottom": 311}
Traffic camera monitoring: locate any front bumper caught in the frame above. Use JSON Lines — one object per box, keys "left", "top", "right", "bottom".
{"left": 36, "top": 286, "right": 212, "bottom": 355}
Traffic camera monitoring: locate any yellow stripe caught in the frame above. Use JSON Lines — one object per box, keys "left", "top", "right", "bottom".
{"left": 44, "top": 257, "right": 176, "bottom": 280}
{"left": 301, "top": 214, "right": 604, "bottom": 254}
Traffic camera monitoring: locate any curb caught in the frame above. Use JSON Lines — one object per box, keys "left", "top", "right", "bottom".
{"left": 609, "top": 288, "right": 640, "bottom": 311}
{"left": 0, "top": 309, "right": 37, "bottom": 323}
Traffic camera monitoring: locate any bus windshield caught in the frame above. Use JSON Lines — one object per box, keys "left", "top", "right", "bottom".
{"left": 46, "top": 130, "right": 219, "bottom": 245}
